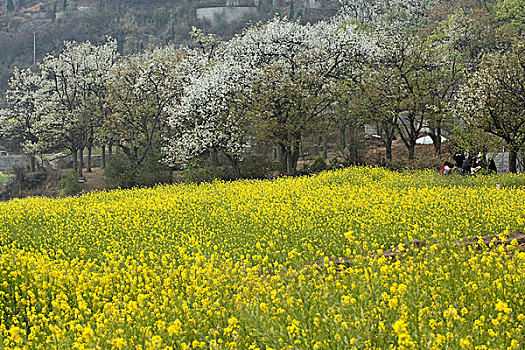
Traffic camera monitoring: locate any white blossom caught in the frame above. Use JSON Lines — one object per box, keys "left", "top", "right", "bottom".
{"left": 163, "top": 16, "right": 377, "bottom": 169}
{"left": 0, "top": 67, "right": 47, "bottom": 156}
{"left": 35, "top": 38, "right": 119, "bottom": 154}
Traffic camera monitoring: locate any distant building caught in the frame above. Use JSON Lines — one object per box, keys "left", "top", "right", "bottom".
{"left": 196, "top": 6, "right": 258, "bottom": 25}
{"left": 196, "top": 0, "right": 335, "bottom": 25}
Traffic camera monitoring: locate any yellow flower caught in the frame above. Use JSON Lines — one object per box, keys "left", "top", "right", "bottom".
{"left": 81, "top": 326, "right": 94, "bottom": 341}
{"left": 167, "top": 319, "right": 183, "bottom": 336}
{"left": 150, "top": 335, "right": 162, "bottom": 348}
{"left": 260, "top": 302, "right": 268, "bottom": 313}
{"left": 287, "top": 319, "right": 300, "bottom": 335}
{"left": 0, "top": 167, "right": 524, "bottom": 349}
{"left": 495, "top": 300, "right": 512, "bottom": 314}
{"left": 460, "top": 337, "right": 471, "bottom": 348}
{"left": 111, "top": 337, "right": 127, "bottom": 349}
{"left": 8, "top": 326, "right": 23, "bottom": 344}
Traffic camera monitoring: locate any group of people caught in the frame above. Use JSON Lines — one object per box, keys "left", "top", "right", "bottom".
{"left": 440, "top": 152, "right": 498, "bottom": 175}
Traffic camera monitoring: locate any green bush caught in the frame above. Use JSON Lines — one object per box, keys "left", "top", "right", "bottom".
{"left": 239, "top": 155, "right": 279, "bottom": 179}
{"left": 58, "top": 170, "right": 83, "bottom": 196}
{"left": 104, "top": 152, "right": 172, "bottom": 188}
{"left": 104, "top": 153, "right": 137, "bottom": 188}
{"left": 300, "top": 157, "right": 329, "bottom": 175}
{"left": 135, "top": 154, "right": 172, "bottom": 186}
{"left": 181, "top": 159, "right": 236, "bottom": 184}
{"left": 182, "top": 155, "right": 280, "bottom": 183}
{"left": 384, "top": 158, "right": 409, "bottom": 171}
{"left": 0, "top": 171, "right": 15, "bottom": 184}
{"left": 413, "top": 155, "right": 446, "bottom": 171}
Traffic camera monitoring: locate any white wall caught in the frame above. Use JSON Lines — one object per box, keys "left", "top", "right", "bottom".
{"left": 196, "top": 6, "right": 258, "bottom": 25}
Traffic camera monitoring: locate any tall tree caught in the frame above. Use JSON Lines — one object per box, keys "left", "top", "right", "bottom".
{"left": 0, "top": 68, "right": 47, "bottom": 171}
{"left": 456, "top": 41, "right": 525, "bottom": 172}
{"left": 235, "top": 18, "right": 373, "bottom": 175}
{"left": 164, "top": 17, "right": 375, "bottom": 176}
{"left": 361, "top": 66, "right": 401, "bottom": 162}
{"left": 342, "top": 0, "right": 451, "bottom": 158}
{"left": 36, "top": 38, "right": 118, "bottom": 175}
{"left": 105, "top": 46, "right": 187, "bottom": 169}
{"left": 164, "top": 30, "right": 255, "bottom": 175}
{"left": 328, "top": 80, "right": 369, "bottom": 164}
{"left": 369, "top": 33, "right": 446, "bottom": 159}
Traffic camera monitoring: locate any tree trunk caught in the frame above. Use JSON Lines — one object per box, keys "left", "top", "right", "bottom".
{"left": 509, "top": 149, "right": 517, "bottom": 173}
{"left": 224, "top": 152, "right": 241, "bottom": 178}
{"left": 397, "top": 113, "right": 420, "bottom": 161}
{"left": 29, "top": 154, "right": 36, "bottom": 172}
{"left": 102, "top": 145, "right": 106, "bottom": 168}
{"left": 210, "top": 149, "right": 219, "bottom": 166}
{"left": 108, "top": 141, "right": 113, "bottom": 155}
{"left": 408, "top": 142, "right": 415, "bottom": 160}
{"left": 347, "top": 127, "right": 359, "bottom": 164}
{"left": 322, "top": 135, "right": 328, "bottom": 159}
{"left": 278, "top": 144, "right": 287, "bottom": 175}
{"left": 87, "top": 145, "right": 92, "bottom": 173}
{"left": 286, "top": 144, "right": 300, "bottom": 176}
{"left": 429, "top": 125, "right": 442, "bottom": 156}
{"left": 340, "top": 126, "right": 346, "bottom": 150}
{"left": 428, "top": 121, "right": 441, "bottom": 156}
{"left": 78, "top": 147, "right": 84, "bottom": 177}
{"left": 168, "top": 166, "right": 174, "bottom": 183}
{"left": 259, "top": 141, "right": 267, "bottom": 156}
{"left": 384, "top": 127, "right": 395, "bottom": 162}
{"left": 385, "top": 140, "right": 393, "bottom": 162}
{"left": 87, "top": 127, "right": 93, "bottom": 173}
{"left": 433, "top": 135, "right": 442, "bottom": 156}
{"left": 72, "top": 148, "right": 78, "bottom": 172}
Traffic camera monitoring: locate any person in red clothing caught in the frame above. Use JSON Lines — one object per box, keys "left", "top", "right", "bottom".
{"left": 440, "top": 161, "right": 453, "bottom": 174}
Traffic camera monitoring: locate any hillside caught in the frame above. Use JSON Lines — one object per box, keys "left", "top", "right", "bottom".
{"left": 0, "top": 0, "right": 339, "bottom": 103}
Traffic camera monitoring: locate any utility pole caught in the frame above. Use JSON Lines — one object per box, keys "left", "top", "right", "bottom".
{"left": 33, "top": 32, "right": 36, "bottom": 65}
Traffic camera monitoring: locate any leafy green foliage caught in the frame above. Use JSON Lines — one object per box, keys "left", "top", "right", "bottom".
{"left": 0, "top": 172, "right": 14, "bottom": 184}
{"left": 495, "top": 0, "right": 525, "bottom": 34}
{"left": 58, "top": 169, "right": 82, "bottom": 196}
{"left": 104, "top": 153, "right": 136, "bottom": 188}
{"left": 104, "top": 152, "right": 171, "bottom": 188}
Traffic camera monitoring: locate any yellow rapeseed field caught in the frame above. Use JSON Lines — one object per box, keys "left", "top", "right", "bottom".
{"left": 0, "top": 167, "right": 524, "bottom": 349}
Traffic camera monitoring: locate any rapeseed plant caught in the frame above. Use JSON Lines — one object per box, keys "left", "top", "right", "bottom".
{"left": 0, "top": 168, "right": 523, "bottom": 349}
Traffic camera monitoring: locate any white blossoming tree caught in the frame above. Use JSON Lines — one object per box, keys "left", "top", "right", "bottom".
{"left": 36, "top": 38, "right": 118, "bottom": 175}
{"left": 163, "top": 29, "right": 258, "bottom": 175}
{"left": 104, "top": 45, "right": 190, "bottom": 168}
{"left": 164, "top": 17, "right": 377, "bottom": 175}
{"left": 163, "top": 59, "right": 253, "bottom": 176}
{"left": 456, "top": 41, "right": 525, "bottom": 173}
{"left": 0, "top": 68, "right": 47, "bottom": 171}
